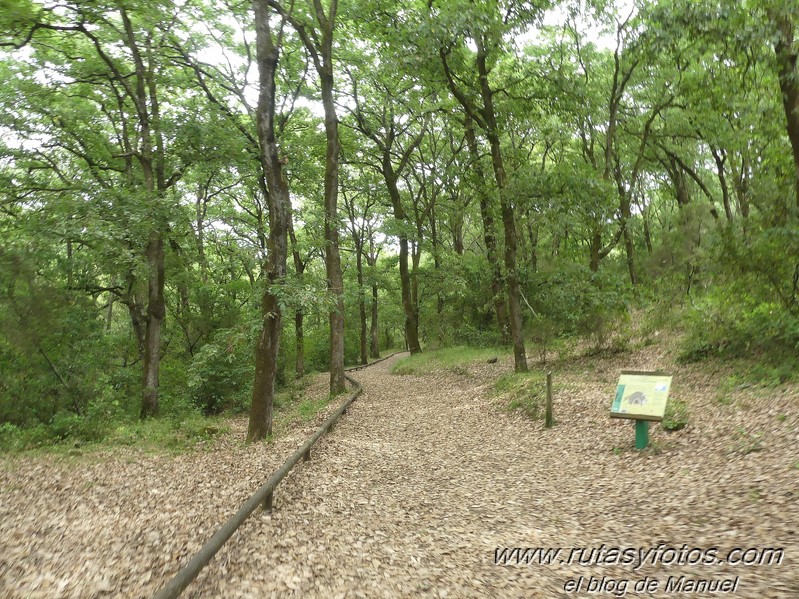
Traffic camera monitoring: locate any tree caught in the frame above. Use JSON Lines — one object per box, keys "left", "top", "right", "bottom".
{"left": 2, "top": 1, "right": 197, "bottom": 417}
{"left": 429, "top": 0, "right": 536, "bottom": 371}
{"left": 247, "top": 0, "right": 294, "bottom": 441}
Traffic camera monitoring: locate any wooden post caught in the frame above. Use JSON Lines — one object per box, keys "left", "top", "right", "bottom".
{"left": 545, "top": 371, "right": 553, "bottom": 428}
{"left": 635, "top": 420, "right": 649, "bottom": 450}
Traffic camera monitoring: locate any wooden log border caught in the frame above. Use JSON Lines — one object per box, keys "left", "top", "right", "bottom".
{"left": 152, "top": 352, "right": 402, "bottom": 599}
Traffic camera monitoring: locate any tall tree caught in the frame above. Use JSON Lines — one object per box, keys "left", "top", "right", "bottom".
{"left": 430, "top": 0, "right": 535, "bottom": 371}
{"left": 2, "top": 1, "right": 195, "bottom": 417}
{"left": 248, "top": 0, "right": 293, "bottom": 441}
{"left": 267, "top": 0, "right": 346, "bottom": 393}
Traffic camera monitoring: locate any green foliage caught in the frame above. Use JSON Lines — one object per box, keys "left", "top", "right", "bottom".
{"left": 522, "top": 264, "right": 632, "bottom": 353}
{"left": 661, "top": 397, "right": 689, "bottom": 432}
{"left": 679, "top": 292, "right": 799, "bottom": 364}
{"left": 186, "top": 327, "right": 253, "bottom": 415}
{"left": 391, "top": 346, "right": 507, "bottom": 375}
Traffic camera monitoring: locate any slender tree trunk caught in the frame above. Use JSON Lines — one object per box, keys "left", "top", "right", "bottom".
{"left": 411, "top": 240, "right": 421, "bottom": 333}
{"left": 289, "top": 212, "right": 306, "bottom": 379}
{"left": 463, "top": 116, "right": 508, "bottom": 342}
{"left": 711, "top": 147, "right": 734, "bottom": 221}
{"left": 140, "top": 230, "right": 164, "bottom": 418}
{"left": 121, "top": 7, "right": 166, "bottom": 419}
{"left": 370, "top": 282, "right": 379, "bottom": 358}
{"left": 589, "top": 228, "right": 601, "bottom": 272}
{"left": 452, "top": 207, "right": 465, "bottom": 256}
{"left": 527, "top": 218, "right": 538, "bottom": 273}
{"left": 105, "top": 292, "right": 114, "bottom": 332}
{"left": 196, "top": 183, "right": 209, "bottom": 283}
{"left": 430, "top": 206, "right": 444, "bottom": 328}
{"left": 367, "top": 241, "right": 380, "bottom": 358}
{"left": 643, "top": 211, "right": 653, "bottom": 254}
{"left": 356, "top": 247, "right": 368, "bottom": 365}
{"left": 773, "top": 13, "right": 799, "bottom": 211}
{"left": 123, "top": 274, "right": 146, "bottom": 358}
{"left": 248, "top": 0, "right": 292, "bottom": 442}
{"left": 475, "top": 42, "right": 527, "bottom": 372}
{"left": 384, "top": 170, "right": 422, "bottom": 354}
{"left": 318, "top": 46, "right": 346, "bottom": 394}
{"left": 619, "top": 192, "right": 637, "bottom": 286}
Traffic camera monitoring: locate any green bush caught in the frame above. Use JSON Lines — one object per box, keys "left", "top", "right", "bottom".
{"left": 186, "top": 327, "right": 252, "bottom": 415}
{"left": 678, "top": 292, "right": 799, "bottom": 365}
{"left": 522, "top": 264, "right": 632, "bottom": 353}
{"left": 662, "top": 397, "right": 689, "bottom": 432}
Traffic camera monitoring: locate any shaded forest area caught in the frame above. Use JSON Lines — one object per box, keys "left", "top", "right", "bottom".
{"left": 1, "top": 0, "right": 797, "bottom": 447}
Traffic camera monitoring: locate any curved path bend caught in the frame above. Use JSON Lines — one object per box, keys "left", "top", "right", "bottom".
{"left": 184, "top": 354, "right": 797, "bottom": 598}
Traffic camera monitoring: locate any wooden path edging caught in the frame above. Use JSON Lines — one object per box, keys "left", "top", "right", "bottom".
{"left": 152, "top": 352, "right": 402, "bottom": 599}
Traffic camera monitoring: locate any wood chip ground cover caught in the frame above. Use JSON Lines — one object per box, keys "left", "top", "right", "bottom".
{"left": 1, "top": 346, "right": 797, "bottom": 598}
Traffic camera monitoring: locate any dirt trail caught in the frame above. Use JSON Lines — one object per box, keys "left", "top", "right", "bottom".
{"left": 2, "top": 351, "right": 798, "bottom": 598}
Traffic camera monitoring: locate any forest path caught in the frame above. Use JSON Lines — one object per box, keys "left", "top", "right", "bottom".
{"left": 184, "top": 352, "right": 798, "bottom": 598}
{"left": 186, "top": 352, "right": 568, "bottom": 598}
{"left": 2, "top": 350, "right": 797, "bottom": 598}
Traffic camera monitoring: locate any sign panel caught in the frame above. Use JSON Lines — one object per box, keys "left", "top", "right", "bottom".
{"left": 610, "top": 371, "right": 672, "bottom": 421}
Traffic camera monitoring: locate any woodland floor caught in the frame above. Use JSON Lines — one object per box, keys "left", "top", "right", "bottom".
{"left": 1, "top": 341, "right": 798, "bottom": 598}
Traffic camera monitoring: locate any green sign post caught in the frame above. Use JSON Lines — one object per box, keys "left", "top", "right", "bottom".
{"left": 610, "top": 371, "right": 672, "bottom": 450}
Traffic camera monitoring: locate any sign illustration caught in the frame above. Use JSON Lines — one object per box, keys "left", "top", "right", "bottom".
{"left": 610, "top": 371, "right": 673, "bottom": 421}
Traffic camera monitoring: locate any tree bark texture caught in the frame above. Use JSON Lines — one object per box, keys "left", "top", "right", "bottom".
{"left": 248, "top": 0, "right": 292, "bottom": 442}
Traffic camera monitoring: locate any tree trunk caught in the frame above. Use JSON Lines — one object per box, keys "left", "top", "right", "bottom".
{"left": 384, "top": 168, "right": 422, "bottom": 354}
{"left": 248, "top": 0, "right": 292, "bottom": 442}
{"left": 367, "top": 239, "right": 380, "bottom": 358}
{"left": 430, "top": 205, "right": 444, "bottom": 331}
{"left": 356, "top": 247, "right": 368, "bottom": 365}
{"left": 527, "top": 218, "right": 538, "bottom": 273}
{"left": 411, "top": 240, "right": 421, "bottom": 336}
{"left": 773, "top": 13, "right": 799, "bottom": 211}
{"left": 475, "top": 43, "right": 527, "bottom": 372}
{"left": 140, "top": 230, "right": 164, "bottom": 418}
{"left": 318, "top": 40, "right": 346, "bottom": 394}
{"left": 370, "top": 281, "right": 380, "bottom": 358}
{"left": 589, "top": 228, "right": 601, "bottom": 272}
{"left": 289, "top": 208, "right": 306, "bottom": 379}
{"left": 463, "top": 116, "right": 508, "bottom": 342}
{"left": 711, "top": 147, "right": 734, "bottom": 221}
{"left": 619, "top": 192, "right": 637, "bottom": 287}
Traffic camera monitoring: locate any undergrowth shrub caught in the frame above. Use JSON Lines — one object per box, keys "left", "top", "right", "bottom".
{"left": 662, "top": 397, "right": 689, "bottom": 432}
{"left": 523, "top": 264, "right": 632, "bottom": 354}
{"left": 679, "top": 291, "right": 799, "bottom": 366}
{"left": 187, "top": 327, "right": 252, "bottom": 415}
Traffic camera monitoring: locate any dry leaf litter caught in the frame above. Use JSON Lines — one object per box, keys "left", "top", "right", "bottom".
{"left": 1, "top": 346, "right": 797, "bottom": 598}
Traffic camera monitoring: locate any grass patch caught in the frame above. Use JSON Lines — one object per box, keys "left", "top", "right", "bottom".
{"left": 106, "top": 414, "right": 227, "bottom": 451}
{"left": 391, "top": 346, "right": 507, "bottom": 376}
{"left": 493, "top": 371, "right": 547, "bottom": 420}
{"left": 0, "top": 413, "right": 228, "bottom": 455}
{"left": 662, "top": 397, "right": 689, "bottom": 432}
{"left": 271, "top": 375, "right": 333, "bottom": 435}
